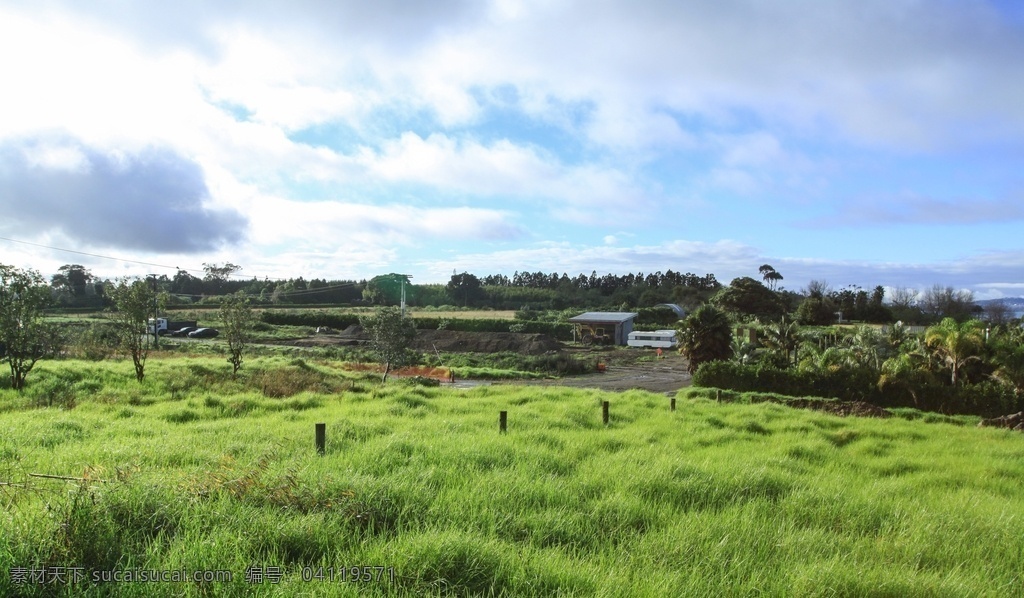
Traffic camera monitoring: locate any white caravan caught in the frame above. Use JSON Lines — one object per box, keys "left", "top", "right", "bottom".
{"left": 627, "top": 330, "right": 678, "bottom": 348}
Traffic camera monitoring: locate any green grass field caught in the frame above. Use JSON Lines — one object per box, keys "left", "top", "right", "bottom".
{"left": 2, "top": 356, "right": 1023, "bottom": 596}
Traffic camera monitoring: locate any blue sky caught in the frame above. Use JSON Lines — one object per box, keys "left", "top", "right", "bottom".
{"left": 1, "top": 0, "right": 1023, "bottom": 299}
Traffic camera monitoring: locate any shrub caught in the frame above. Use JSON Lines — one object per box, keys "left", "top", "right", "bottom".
{"left": 693, "top": 361, "right": 1024, "bottom": 417}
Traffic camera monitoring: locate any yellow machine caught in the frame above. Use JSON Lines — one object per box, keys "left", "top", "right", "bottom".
{"left": 578, "top": 323, "right": 613, "bottom": 345}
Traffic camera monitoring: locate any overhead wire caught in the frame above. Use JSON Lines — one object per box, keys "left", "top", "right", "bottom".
{"left": 0, "top": 234, "right": 361, "bottom": 287}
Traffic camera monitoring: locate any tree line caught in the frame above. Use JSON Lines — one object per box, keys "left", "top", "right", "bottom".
{"left": 29, "top": 260, "right": 1012, "bottom": 327}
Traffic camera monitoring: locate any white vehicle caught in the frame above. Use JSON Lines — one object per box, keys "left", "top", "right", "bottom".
{"left": 627, "top": 330, "right": 678, "bottom": 348}
{"left": 147, "top": 318, "right": 198, "bottom": 336}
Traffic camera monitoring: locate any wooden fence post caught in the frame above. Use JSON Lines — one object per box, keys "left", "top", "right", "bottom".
{"left": 499, "top": 411, "right": 507, "bottom": 434}
{"left": 602, "top": 401, "right": 610, "bottom": 425}
{"left": 671, "top": 397, "right": 676, "bottom": 411}
{"left": 315, "top": 423, "right": 326, "bottom": 455}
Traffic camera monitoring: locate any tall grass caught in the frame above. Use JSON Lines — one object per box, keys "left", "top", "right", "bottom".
{"left": 1, "top": 357, "right": 1023, "bottom": 596}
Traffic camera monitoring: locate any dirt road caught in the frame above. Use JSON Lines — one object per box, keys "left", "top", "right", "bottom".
{"left": 503, "top": 347, "right": 693, "bottom": 395}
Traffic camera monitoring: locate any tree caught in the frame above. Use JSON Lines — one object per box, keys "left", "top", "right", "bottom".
{"left": 760, "top": 318, "right": 801, "bottom": 367}
{"left": 220, "top": 292, "right": 254, "bottom": 375}
{"left": 920, "top": 285, "right": 976, "bottom": 322}
{"left": 711, "top": 277, "right": 785, "bottom": 321}
{"left": 447, "top": 272, "right": 483, "bottom": 307}
{"left": 51, "top": 264, "right": 94, "bottom": 299}
{"left": 795, "top": 296, "right": 837, "bottom": 325}
{"left": 889, "top": 286, "right": 918, "bottom": 310}
{"left": 110, "top": 278, "right": 157, "bottom": 382}
{"left": 924, "top": 318, "right": 986, "bottom": 386}
{"left": 983, "top": 301, "right": 1012, "bottom": 326}
{"left": 202, "top": 262, "right": 242, "bottom": 295}
{"left": 677, "top": 305, "right": 734, "bottom": 374}
{"left": 758, "top": 264, "right": 783, "bottom": 291}
{"left": 362, "top": 274, "right": 408, "bottom": 306}
{"left": 360, "top": 306, "right": 417, "bottom": 383}
{"left": 991, "top": 338, "right": 1024, "bottom": 397}
{"left": 0, "top": 264, "right": 51, "bottom": 390}
{"left": 804, "top": 279, "right": 832, "bottom": 300}
{"left": 202, "top": 262, "right": 242, "bottom": 282}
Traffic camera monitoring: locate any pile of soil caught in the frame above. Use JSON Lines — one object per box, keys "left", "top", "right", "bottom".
{"left": 412, "top": 329, "right": 561, "bottom": 355}
{"left": 747, "top": 396, "right": 892, "bottom": 418}
{"left": 290, "top": 326, "right": 563, "bottom": 356}
{"left": 787, "top": 399, "right": 892, "bottom": 418}
{"left": 978, "top": 412, "right": 1024, "bottom": 431}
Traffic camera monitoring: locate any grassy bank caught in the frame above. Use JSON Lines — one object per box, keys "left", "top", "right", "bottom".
{"left": 1, "top": 357, "right": 1023, "bottom": 596}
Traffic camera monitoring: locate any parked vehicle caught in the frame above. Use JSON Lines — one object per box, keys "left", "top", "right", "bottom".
{"left": 627, "top": 330, "right": 678, "bottom": 348}
{"left": 147, "top": 318, "right": 198, "bottom": 336}
{"left": 187, "top": 328, "right": 219, "bottom": 339}
{"left": 171, "top": 326, "right": 198, "bottom": 337}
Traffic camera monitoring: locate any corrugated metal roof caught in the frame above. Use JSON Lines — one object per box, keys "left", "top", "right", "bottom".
{"left": 567, "top": 311, "right": 639, "bottom": 323}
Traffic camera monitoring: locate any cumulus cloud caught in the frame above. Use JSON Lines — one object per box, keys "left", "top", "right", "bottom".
{"left": 241, "top": 194, "right": 522, "bottom": 248}
{"left": 361, "top": 132, "right": 656, "bottom": 221}
{"left": 0, "top": 138, "right": 247, "bottom": 253}
{"left": 2, "top": 1, "right": 1022, "bottom": 297}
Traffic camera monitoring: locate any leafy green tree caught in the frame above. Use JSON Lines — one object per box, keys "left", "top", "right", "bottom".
{"left": 677, "top": 305, "right": 734, "bottom": 374}
{"left": 362, "top": 274, "right": 409, "bottom": 306}
{"left": 878, "top": 351, "right": 938, "bottom": 408}
{"left": 795, "top": 296, "right": 837, "bottom": 325}
{"left": 758, "top": 264, "right": 783, "bottom": 291}
{"left": 110, "top": 278, "right": 157, "bottom": 382}
{"left": 0, "top": 264, "right": 51, "bottom": 390}
{"left": 219, "top": 292, "right": 255, "bottom": 375}
{"left": 51, "top": 264, "right": 94, "bottom": 301}
{"left": 924, "top": 318, "right": 986, "bottom": 386}
{"left": 711, "top": 277, "right": 785, "bottom": 321}
{"left": 447, "top": 272, "right": 483, "bottom": 307}
{"left": 360, "top": 306, "right": 417, "bottom": 383}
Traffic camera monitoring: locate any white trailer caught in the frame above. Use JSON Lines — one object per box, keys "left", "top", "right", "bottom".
{"left": 627, "top": 330, "right": 678, "bottom": 348}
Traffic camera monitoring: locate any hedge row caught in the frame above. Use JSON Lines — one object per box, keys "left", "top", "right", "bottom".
{"left": 692, "top": 360, "right": 1022, "bottom": 418}
{"left": 260, "top": 310, "right": 362, "bottom": 330}
{"left": 259, "top": 310, "right": 574, "bottom": 340}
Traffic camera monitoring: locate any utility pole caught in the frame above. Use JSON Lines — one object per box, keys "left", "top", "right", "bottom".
{"left": 396, "top": 274, "right": 413, "bottom": 317}
{"left": 149, "top": 275, "right": 159, "bottom": 349}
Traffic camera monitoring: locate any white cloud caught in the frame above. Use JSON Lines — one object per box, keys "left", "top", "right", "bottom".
{"left": 241, "top": 194, "right": 522, "bottom": 249}
{"left": 362, "top": 132, "right": 655, "bottom": 221}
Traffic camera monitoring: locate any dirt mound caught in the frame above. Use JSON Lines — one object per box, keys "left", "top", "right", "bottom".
{"left": 746, "top": 396, "right": 891, "bottom": 418}
{"left": 978, "top": 412, "right": 1024, "bottom": 431}
{"left": 412, "top": 330, "right": 562, "bottom": 355}
{"left": 285, "top": 327, "right": 562, "bottom": 355}
{"left": 792, "top": 399, "right": 892, "bottom": 418}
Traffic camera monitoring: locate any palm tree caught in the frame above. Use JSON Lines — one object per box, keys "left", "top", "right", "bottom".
{"left": 848, "top": 325, "right": 884, "bottom": 372}
{"left": 924, "top": 318, "right": 986, "bottom": 386}
{"left": 677, "top": 305, "right": 733, "bottom": 374}
{"left": 991, "top": 340, "right": 1024, "bottom": 396}
{"left": 759, "top": 317, "right": 801, "bottom": 367}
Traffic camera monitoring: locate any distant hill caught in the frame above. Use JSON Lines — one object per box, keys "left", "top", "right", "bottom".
{"left": 976, "top": 297, "right": 1024, "bottom": 318}
{"left": 976, "top": 297, "right": 1024, "bottom": 307}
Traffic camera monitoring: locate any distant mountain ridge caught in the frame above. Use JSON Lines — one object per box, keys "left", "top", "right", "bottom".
{"left": 976, "top": 297, "right": 1024, "bottom": 308}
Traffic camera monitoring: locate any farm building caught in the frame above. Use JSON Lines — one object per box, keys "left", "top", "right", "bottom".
{"left": 568, "top": 312, "right": 638, "bottom": 345}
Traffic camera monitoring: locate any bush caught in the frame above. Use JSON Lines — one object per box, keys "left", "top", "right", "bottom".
{"left": 693, "top": 361, "right": 1024, "bottom": 417}
{"left": 260, "top": 310, "right": 362, "bottom": 330}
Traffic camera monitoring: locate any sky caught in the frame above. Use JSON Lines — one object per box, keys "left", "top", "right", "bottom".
{"left": 1, "top": 0, "right": 1023, "bottom": 299}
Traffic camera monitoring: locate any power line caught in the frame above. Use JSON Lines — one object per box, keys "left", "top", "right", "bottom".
{"left": 0, "top": 235, "right": 187, "bottom": 272}
{"left": 2, "top": 235, "right": 267, "bottom": 281}
{"left": 0, "top": 235, "right": 370, "bottom": 289}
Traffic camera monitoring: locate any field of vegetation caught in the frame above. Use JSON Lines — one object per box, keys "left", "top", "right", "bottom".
{"left": 2, "top": 356, "right": 1023, "bottom": 597}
